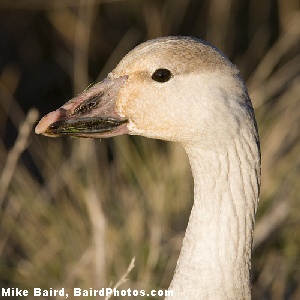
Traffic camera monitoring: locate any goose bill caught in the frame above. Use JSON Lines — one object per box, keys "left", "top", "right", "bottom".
{"left": 35, "top": 76, "right": 129, "bottom": 138}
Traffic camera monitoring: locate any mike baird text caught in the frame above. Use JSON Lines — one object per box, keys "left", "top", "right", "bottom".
{"left": 1, "top": 287, "right": 68, "bottom": 298}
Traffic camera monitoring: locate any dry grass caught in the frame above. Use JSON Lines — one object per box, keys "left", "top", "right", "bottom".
{"left": 0, "top": 0, "right": 299, "bottom": 299}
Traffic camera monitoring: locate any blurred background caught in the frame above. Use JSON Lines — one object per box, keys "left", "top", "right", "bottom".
{"left": 0, "top": 0, "right": 299, "bottom": 299}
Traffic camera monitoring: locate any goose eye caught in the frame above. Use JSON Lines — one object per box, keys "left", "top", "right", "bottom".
{"left": 151, "top": 68, "right": 172, "bottom": 83}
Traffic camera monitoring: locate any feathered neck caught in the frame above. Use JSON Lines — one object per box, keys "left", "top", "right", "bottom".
{"left": 167, "top": 134, "right": 260, "bottom": 299}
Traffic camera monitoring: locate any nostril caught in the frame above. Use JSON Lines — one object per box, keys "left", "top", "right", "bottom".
{"left": 71, "top": 93, "right": 103, "bottom": 116}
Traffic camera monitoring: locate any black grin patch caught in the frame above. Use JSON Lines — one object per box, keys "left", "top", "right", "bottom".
{"left": 46, "top": 117, "right": 128, "bottom": 135}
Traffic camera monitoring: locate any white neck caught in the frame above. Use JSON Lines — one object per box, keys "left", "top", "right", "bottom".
{"left": 167, "top": 135, "right": 260, "bottom": 299}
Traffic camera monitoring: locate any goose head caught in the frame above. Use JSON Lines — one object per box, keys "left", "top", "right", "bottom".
{"left": 35, "top": 36, "right": 256, "bottom": 149}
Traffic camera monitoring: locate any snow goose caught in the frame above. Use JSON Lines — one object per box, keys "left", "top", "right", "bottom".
{"left": 36, "top": 36, "right": 260, "bottom": 299}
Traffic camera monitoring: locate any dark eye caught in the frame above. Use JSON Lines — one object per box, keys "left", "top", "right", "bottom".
{"left": 151, "top": 68, "right": 172, "bottom": 83}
